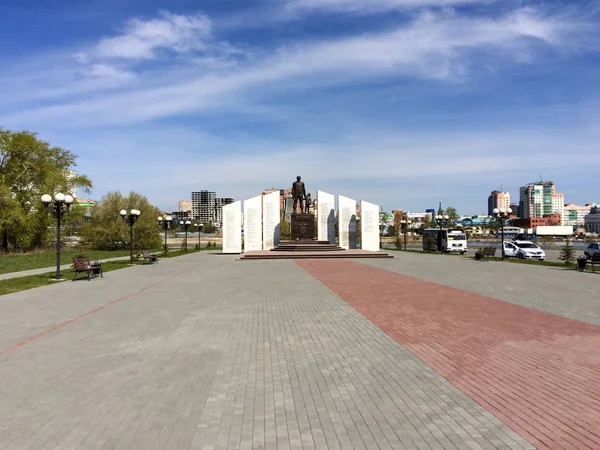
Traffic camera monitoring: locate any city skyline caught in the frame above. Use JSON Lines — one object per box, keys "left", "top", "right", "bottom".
{"left": 1, "top": 1, "right": 599, "bottom": 212}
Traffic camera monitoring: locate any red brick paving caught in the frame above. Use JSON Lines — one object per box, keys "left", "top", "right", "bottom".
{"left": 297, "top": 259, "right": 600, "bottom": 450}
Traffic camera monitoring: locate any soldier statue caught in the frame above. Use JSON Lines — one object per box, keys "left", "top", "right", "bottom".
{"left": 292, "top": 176, "right": 306, "bottom": 214}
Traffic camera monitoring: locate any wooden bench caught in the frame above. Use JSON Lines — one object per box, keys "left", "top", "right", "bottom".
{"left": 142, "top": 250, "right": 158, "bottom": 264}
{"left": 475, "top": 247, "right": 496, "bottom": 260}
{"left": 73, "top": 257, "right": 103, "bottom": 281}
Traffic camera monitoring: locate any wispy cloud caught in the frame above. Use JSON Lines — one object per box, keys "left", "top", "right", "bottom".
{"left": 77, "top": 11, "right": 214, "bottom": 61}
{"left": 3, "top": 6, "right": 594, "bottom": 127}
{"left": 278, "top": 0, "right": 490, "bottom": 16}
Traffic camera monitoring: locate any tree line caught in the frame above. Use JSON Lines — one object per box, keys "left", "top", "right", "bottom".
{"left": 0, "top": 126, "right": 173, "bottom": 253}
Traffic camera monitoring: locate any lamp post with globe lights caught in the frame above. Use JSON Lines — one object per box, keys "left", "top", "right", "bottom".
{"left": 41, "top": 193, "right": 74, "bottom": 280}
{"left": 194, "top": 222, "right": 203, "bottom": 249}
{"left": 120, "top": 209, "right": 141, "bottom": 264}
{"left": 181, "top": 220, "right": 192, "bottom": 253}
{"left": 493, "top": 207, "right": 513, "bottom": 260}
{"left": 157, "top": 215, "right": 173, "bottom": 258}
{"left": 400, "top": 216, "right": 412, "bottom": 251}
{"left": 435, "top": 214, "right": 450, "bottom": 254}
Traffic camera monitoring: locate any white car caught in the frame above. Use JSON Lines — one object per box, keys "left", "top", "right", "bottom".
{"left": 584, "top": 243, "right": 600, "bottom": 259}
{"left": 503, "top": 241, "right": 545, "bottom": 261}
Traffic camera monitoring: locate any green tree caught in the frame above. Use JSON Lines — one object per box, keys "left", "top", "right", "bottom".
{"left": 444, "top": 206, "right": 459, "bottom": 226}
{"left": 80, "top": 191, "right": 161, "bottom": 251}
{"left": 559, "top": 239, "right": 575, "bottom": 266}
{"left": 0, "top": 127, "right": 91, "bottom": 251}
{"left": 202, "top": 222, "right": 217, "bottom": 234}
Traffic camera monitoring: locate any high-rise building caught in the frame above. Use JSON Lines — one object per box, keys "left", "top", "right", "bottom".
{"left": 191, "top": 191, "right": 234, "bottom": 226}
{"left": 487, "top": 191, "right": 511, "bottom": 215}
{"left": 518, "top": 181, "right": 564, "bottom": 224}
{"left": 192, "top": 190, "right": 216, "bottom": 223}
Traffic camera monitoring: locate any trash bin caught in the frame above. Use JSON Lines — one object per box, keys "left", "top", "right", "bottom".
{"left": 577, "top": 256, "right": 587, "bottom": 271}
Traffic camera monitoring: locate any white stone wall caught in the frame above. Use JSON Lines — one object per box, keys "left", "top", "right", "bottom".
{"left": 338, "top": 195, "right": 357, "bottom": 250}
{"left": 262, "top": 191, "right": 280, "bottom": 250}
{"left": 222, "top": 201, "right": 242, "bottom": 254}
{"left": 317, "top": 191, "right": 335, "bottom": 244}
{"left": 360, "top": 200, "right": 380, "bottom": 251}
{"left": 244, "top": 195, "right": 263, "bottom": 252}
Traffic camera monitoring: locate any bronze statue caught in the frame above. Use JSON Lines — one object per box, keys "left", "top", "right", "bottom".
{"left": 292, "top": 176, "right": 306, "bottom": 214}
{"left": 304, "top": 193, "right": 312, "bottom": 214}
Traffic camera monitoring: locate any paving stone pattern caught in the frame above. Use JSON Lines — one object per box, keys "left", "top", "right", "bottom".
{"left": 359, "top": 251, "right": 600, "bottom": 326}
{"left": 0, "top": 254, "right": 529, "bottom": 449}
{"left": 298, "top": 259, "right": 600, "bottom": 450}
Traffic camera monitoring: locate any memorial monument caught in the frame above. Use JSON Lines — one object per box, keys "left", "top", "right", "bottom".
{"left": 291, "top": 176, "right": 315, "bottom": 241}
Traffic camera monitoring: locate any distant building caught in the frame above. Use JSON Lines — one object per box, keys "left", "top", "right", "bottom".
{"left": 178, "top": 200, "right": 193, "bottom": 212}
{"left": 192, "top": 190, "right": 216, "bottom": 223}
{"left": 518, "top": 181, "right": 564, "bottom": 224}
{"left": 171, "top": 210, "right": 193, "bottom": 220}
{"left": 563, "top": 204, "right": 592, "bottom": 227}
{"left": 190, "top": 191, "right": 233, "bottom": 225}
{"left": 513, "top": 214, "right": 562, "bottom": 229}
{"left": 488, "top": 191, "right": 511, "bottom": 215}
{"left": 215, "top": 197, "right": 234, "bottom": 225}
{"left": 263, "top": 188, "right": 292, "bottom": 212}
{"left": 585, "top": 205, "right": 600, "bottom": 234}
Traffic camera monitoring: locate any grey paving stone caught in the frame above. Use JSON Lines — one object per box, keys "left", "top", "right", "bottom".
{"left": 0, "top": 253, "right": 534, "bottom": 449}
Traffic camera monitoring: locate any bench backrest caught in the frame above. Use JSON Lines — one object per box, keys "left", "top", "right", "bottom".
{"left": 73, "top": 257, "right": 91, "bottom": 270}
{"left": 142, "top": 250, "right": 150, "bottom": 257}
{"left": 591, "top": 254, "right": 600, "bottom": 261}
{"left": 483, "top": 247, "right": 496, "bottom": 256}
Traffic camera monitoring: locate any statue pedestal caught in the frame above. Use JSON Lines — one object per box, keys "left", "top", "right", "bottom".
{"left": 291, "top": 214, "right": 315, "bottom": 241}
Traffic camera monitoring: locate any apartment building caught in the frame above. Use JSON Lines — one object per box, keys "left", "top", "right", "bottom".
{"left": 487, "top": 191, "right": 511, "bottom": 215}
{"left": 518, "top": 181, "right": 564, "bottom": 224}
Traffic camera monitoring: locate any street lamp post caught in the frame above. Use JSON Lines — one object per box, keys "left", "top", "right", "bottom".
{"left": 194, "top": 222, "right": 203, "bottom": 249}
{"left": 41, "top": 193, "right": 74, "bottom": 280}
{"left": 435, "top": 214, "right": 450, "bottom": 254}
{"left": 493, "top": 207, "right": 513, "bottom": 260}
{"left": 182, "top": 220, "right": 191, "bottom": 253}
{"left": 157, "top": 215, "right": 173, "bottom": 257}
{"left": 120, "top": 209, "right": 141, "bottom": 264}
{"left": 400, "top": 217, "right": 412, "bottom": 251}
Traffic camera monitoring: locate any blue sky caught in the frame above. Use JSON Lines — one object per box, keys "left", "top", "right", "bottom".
{"left": 1, "top": 0, "right": 600, "bottom": 214}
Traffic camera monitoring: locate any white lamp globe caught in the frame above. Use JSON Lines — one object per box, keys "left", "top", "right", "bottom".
{"left": 64, "top": 195, "right": 74, "bottom": 204}
{"left": 507, "top": 208, "right": 513, "bottom": 214}
{"left": 185, "top": 220, "right": 191, "bottom": 225}
{"left": 166, "top": 216, "right": 172, "bottom": 222}
{"left": 499, "top": 208, "right": 506, "bottom": 214}
{"left": 444, "top": 215, "right": 450, "bottom": 220}
{"left": 41, "top": 194, "right": 52, "bottom": 204}
{"left": 54, "top": 193, "right": 65, "bottom": 202}
{"left": 158, "top": 216, "right": 163, "bottom": 222}
{"left": 120, "top": 210, "right": 127, "bottom": 217}
{"left": 493, "top": 208, "right": 500, "bottom": 215}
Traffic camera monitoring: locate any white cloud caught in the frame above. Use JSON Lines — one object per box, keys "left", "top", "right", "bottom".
{"left": 65, "top": 121, "right": 600, "bottom": 211}
{"left": 91, "top": 12, "right": 213, "bottom": 60}
{"left": 3, "top": 7, "right": 593, "bottom": 126}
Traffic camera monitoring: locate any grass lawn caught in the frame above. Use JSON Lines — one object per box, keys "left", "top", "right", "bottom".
{"left": 0, "top": 246, "right": 224, "bottom": 296}
{"left": 0, "top": 260, "right": 140, "bottom": 296}
{"left": 0, "top": 248, "right": 167, "bottom": 275}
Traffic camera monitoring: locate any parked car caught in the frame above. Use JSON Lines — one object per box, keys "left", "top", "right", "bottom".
{"left": 584, "top": 243, "right": 600, "bottom": 259}
{"left": 504, "top": 240, "right": 546, "bottom": 260}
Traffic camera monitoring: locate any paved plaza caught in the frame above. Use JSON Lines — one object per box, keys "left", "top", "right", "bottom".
{"left": 1, "top": 253, "right": 600, "bottom": 449}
